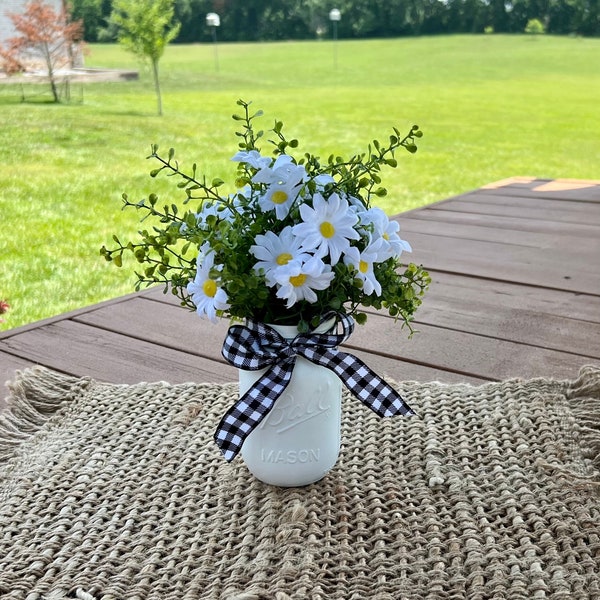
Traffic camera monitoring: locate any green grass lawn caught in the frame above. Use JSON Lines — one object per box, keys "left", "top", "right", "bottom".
{"left": 1, "top": 34, "right": 599, "bottom": 330}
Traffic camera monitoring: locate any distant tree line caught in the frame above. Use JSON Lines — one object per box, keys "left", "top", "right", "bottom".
{"left": 71, "top": 0, "right": 600, "bottom": 42}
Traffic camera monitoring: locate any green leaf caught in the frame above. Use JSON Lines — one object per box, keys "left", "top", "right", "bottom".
{"left": 134, "top": 248, "right": 146, "bottom": 262}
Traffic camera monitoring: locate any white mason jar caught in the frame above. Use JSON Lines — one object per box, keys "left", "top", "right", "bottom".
{"left": 239, "top": 319, "right": 342, "bottom": 487}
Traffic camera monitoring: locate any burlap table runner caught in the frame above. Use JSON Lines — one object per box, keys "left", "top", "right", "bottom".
{"left": 0, "top": 366, "right": 599, "bottom": 599}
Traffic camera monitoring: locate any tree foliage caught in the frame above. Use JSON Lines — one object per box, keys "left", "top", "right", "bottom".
{"left": 73, "top": 0, "right": 599, "bottom": 41}
{"left": 525, "top": 17, "right": 546, "bottom": 34}
{"left": 108, "top": 0, "right": 180, "bottom": 115}
{"left": 0, "top": 0, "right": 84, "bottom": 102}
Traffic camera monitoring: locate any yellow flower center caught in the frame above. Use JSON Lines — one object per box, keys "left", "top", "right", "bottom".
{"left": 319, "top": 221, "right": 335, "bottom": 238}
{"left": 383, "top": 232, "right": 390, "bottom": 241}
{"left": 276, "top": 252, "right": 293, "bottom": 266}
{"left": 359, "top": 260, "right": 369, "bottom": 274}
{"left": 203, "top": 279, "right": 217, "bottom": 298}
{"left": 271, "top": 190, "right": 288, "bottom": 205}
{"left": 289, "top": 274, "right": 307, "bottom": 287}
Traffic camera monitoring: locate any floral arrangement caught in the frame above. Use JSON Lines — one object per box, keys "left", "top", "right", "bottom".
{"left": 101, "top": 100, "right": 430, "bottom": 332}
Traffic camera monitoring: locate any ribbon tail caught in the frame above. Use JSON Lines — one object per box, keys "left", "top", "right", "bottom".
{"left": 214, "top": 360, "right": 294, "bottom": 461}
{"left": 302, "top": 347, "right": 416, "bottom": 418}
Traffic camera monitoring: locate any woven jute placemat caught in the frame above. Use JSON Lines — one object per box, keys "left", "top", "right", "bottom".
{"left": 1, "top": 366, "right": 599, "bottom": 599}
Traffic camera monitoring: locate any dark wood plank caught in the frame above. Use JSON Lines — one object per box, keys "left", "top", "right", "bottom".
{"left": 0, "top": 353, "right": 39, "bottom": 412}
{"left": 406, "top": 232, "right": 600, "bottom": 294}
{"left": 75, "top": 296, "right": 486, "bottom": 384}
{"left": 0, "top": 289, "right": 149, "bottom": 341}
{"left": 344, "top": 347, "right": 487, "bottom": 384}
{"left": 400, "top": 215, "right": 598, "bottom": 252}
{"left": 412, "top": 272, "right": 600, "bottom": 358}
{"left": 479, "top": 178, "right": 600, "bottom": 202}
{"left": 427, "top": 197, "right": 600, "bottom": 225}
{"left": 468, "top": 192, "right": 600, "bottom": 212}
{"left": 74, "top": 296, "right": 231, "bottom": 363}
{"left": 0, "top": 320, "right": 237, "bottom": 385}
{"left": 400, "top": 208, "right": 599, "bottom": 238}
{"left": 0, "top": 352, "right": 36, "bottom": 381}
{"left": 346, "top": 313, "right": 595, "bottom": 382}
{"left": 421, "top": 270, "right": 600, "bottom": 324}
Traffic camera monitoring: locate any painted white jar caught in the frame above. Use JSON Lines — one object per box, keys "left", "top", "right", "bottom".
{"left": 239, "top": 320, "right": 342, "bottom": 487}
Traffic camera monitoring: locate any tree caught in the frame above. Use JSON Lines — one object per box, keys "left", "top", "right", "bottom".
{"left": 525, "top": 17, "right": 546, "bottom": 34}
{"left": 109, "top": 0, "right": 180, "bottom": 116}
{"left": 70, "top": 0, "right": 109, "bottom": 42}
{"left": 70, "top": 0, "right": 600, "bottom": 42}
{"left": 0, "top": 0, "right": 84, "bottom": 102}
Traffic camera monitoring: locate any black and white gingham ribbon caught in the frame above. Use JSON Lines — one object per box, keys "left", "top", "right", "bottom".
{"left": 216, "top": 313, "right": 415, "bottom": 461}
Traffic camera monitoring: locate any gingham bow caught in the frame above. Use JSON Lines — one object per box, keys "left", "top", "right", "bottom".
{"left": 216, "top": 313, "right": 415, "bottom": 461}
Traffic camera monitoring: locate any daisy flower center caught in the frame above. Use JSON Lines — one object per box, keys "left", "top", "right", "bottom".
{"left": 289, "top": 274, "right": 307, "bottom": 287}
{"left": 271, "top": 191, "right": 289, "bottom": 205}
{"left": 319, "top": 221, "right": 335, "bottom": 238}
{"left": 203, "top": 279, "right": 217, "bottom": 298}
{"left": 276, "top": 252, "right": 293, "bottom": 266}
{"left": 359, "top": 260, "right": 369, "bottom": 274}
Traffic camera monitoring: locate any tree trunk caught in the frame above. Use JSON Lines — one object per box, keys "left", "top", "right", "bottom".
{"left": 43, "top": 42, "right": 60, "bottom": 103}
{"left": 152, "top": 58, "right": 162, "bottom": 116}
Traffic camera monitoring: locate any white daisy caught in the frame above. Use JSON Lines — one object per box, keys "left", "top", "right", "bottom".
{"left": 274, "top": 256, "right": 334, "bottom": 308}
{"left": 359, "top": 207, "right": 412, "bottom": 260}
{"left": 313, "top": 173, "right": 335, "bottom": 189}
{"left": 293, "top": 192, "right": 360, "bottom": 265}
{"left": 186, "top": 244, "right": 230, "bottom": 322}
{"left": 253, "top": 154, "right": 307, "bottom": 186}
{"left": 257, "top": 179, "right": 303, "bottom": 220}
{"left": 343, "top": 239, "right": 387, "bottom": 296}
{"left": 249, "top": 155, "right": 307, "bottom": 219}
{"left": 250, "top": 226, "right": 310, "bottom": 287}
{"left": 231, "top": 149, "right": 271, "bottom": 170}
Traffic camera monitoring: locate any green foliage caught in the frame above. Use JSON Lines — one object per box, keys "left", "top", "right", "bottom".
{"left": 70, "top": 0, "right": 106, "bottom": 42}
{"left": 70, "top": 0, "right": 600, "bottom": 41}
{"left": 109, "top": 0, "right": 180, "bottom": 114}
{"left": 110, "top": 0, "right": 180, "bottom": 62}
{"left": 101, "top": 100, "right": 430, "bottom": 331}
{"left": 525, "top": 18, "right": 546, "bottom": 35}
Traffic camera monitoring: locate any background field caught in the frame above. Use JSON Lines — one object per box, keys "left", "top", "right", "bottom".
{"left": 1, "top": 35, "right": 599, "bottom": 330}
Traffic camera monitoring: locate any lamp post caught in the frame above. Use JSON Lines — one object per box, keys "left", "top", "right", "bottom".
{"left": 206, "top": 12, "right": 220, "bottom": 72}
{"left": 329, "top": 8, "right": 341, "bottom": 69}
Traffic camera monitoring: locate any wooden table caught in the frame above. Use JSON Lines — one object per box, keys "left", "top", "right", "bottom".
{"left": 2, "top": 177, "right": 599, "bottom": 406}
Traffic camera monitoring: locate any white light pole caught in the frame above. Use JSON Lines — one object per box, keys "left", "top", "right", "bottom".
{"left": 329, "top": 9, "right": 341, "bottom": 69}
{"left": 206, "top": 12, "right": 220, "bottom": 72}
